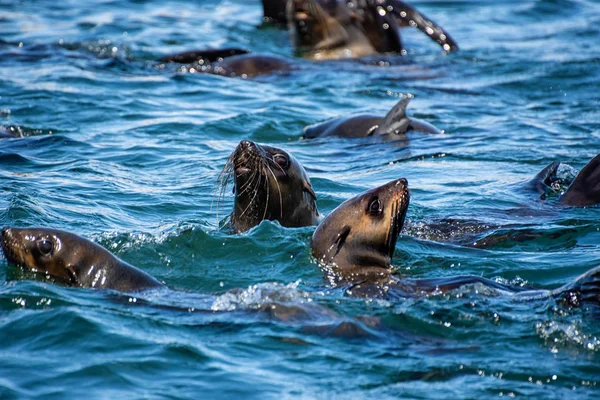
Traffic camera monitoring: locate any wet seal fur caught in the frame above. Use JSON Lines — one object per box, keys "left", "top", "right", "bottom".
{"left": 1, "top": 227, "right": 164, "bottom": 292}
{"left": 219, "top": 140, "right": 320, "bottom": 233}
{"left": 287, "top": 0, "right": 458, "bottom": 60}
{"left": 303, "top": 97, "right": 441, "bottom": 140}
{"left": 532, "top": 153, "right": 600, "bottom": 206}
{"left": 311, "top": 179, "right": 600, "bottom": 305}
{"left": 158, "top": 49, "right": 291, "bottom": 78}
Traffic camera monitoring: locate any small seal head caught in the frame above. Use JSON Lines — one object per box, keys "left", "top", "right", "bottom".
{"left": 0, "top": 227, "right": 163, "bottom": 291}
{"left": 220, "top": 140, "right": 320, "bottom": 233}
{"left": 311, "top": 178, "right": 410, "bottom": 283}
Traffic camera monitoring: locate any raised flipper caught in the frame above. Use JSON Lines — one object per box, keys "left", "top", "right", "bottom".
{"left": 374, "top": 98, "right": 412, "bottom": 136}
{"left": 158, "top": 48, "right": 251, "bottom": 64}
{"left": 374, "top": 97, "right": 441, "bottom": 136}
{"left": 358, "top": 1, "right": 404, "bottom": 53}
{"left": 383, "top": 0, "right": 459, "bottom": 52}
{"left": 559, "top": 154, "right": 600, "bottom": 206}
{"left": 526, "top": 161, "right": 561, "bottom": 198}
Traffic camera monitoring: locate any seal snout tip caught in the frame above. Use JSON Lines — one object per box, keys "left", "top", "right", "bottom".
{"left": 395, "top": 178, "right": 408, "bottom": 187}
{"left": 239, "top": 140, "right": 256, "bottom": 150}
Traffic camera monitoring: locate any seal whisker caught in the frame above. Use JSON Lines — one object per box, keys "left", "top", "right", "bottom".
{"left": 264, "top": 161, "right": 284, "bottom": 219}
{"left": 261, "top": 164, "right": 271, "bottom": 222}
{"left": 237, "top": 168, "right": 260, "bottom": 196}
{"left": 238, "top": 171, "right": 263, "bottom": 220}
{"left": 214, "top": 158, "right": 234, "bottom": 225}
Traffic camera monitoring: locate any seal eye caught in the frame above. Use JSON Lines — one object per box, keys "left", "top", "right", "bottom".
{"left": 273, "top": 154, "right": 289, "bottom": 169}
{"left": 367, "top": 198, "right": 382, "bottom": 216}
{"left": 36, "top": 239, "right": 54, "bottom": 256}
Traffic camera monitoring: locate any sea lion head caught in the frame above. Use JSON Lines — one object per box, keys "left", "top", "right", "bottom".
{"left": 311, "top": 178, "right": 410, "bottom": 283}
{"left": 220, "top": 140, "right": 320, "bottom": 233}
{"left": 287, "top": 0, "right": 354, "bottom": 53}
{"left": 0, "top": 227, "right": 116, "bottom": 286}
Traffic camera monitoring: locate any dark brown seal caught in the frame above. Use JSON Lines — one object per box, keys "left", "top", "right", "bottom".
{"left": 310, "top": 180, "right": 600, "bottom": 305}
{"left": 219, "top": 140, "right": 320, "bottom": 233}
{"left": 1, "top": 227, "right": 164, "bottom": 292}
{"left": 303, "top": 97, "right": 441, "bottom": 140}
{"left": 158, "top": 50, "right": 290, "bottom": 78}
{"left": 528, "top": 153, "right": 600, "bottom": 206}
{"left": 287, "top": 0, "right": 458, "bottom": 60}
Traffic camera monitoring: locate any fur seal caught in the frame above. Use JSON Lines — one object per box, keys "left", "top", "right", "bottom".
{"left": 287, "top": 0, "right": 458, "bottom": 60}
{"left": 1, "top": 227, "right": 164, "bottom": 292}
{"left": 529, "top": 153, "right": 600, "bottom": 206}
{"left": 303, "top": 97, "right": 441, "bottom": 140}
{"left": 310, "top": 180, "right": 600, "bottom": 305}
{"left": 158, "top": 50, "right": 290, "bottom": 78}
{"left": 219, "top": 140, "right": 320, "bottom": 233}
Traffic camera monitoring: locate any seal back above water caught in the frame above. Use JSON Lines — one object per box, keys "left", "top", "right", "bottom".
{"left": 303, "top": 97, "right": 441, "bottom": 140}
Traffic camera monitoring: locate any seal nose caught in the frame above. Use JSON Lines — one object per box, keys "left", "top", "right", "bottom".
{"left": 1, "top": 227, "right": 9, "bottom": 238}
{"left": 239, "top": 140, "right": 253, "bottom": 149}
{"left": 395, "top": 178, "right": 408, "bottom": 187}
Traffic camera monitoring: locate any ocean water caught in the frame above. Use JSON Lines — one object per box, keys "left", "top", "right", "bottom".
{"left": 1, "top": 0, "right": 599, "bottom": 398}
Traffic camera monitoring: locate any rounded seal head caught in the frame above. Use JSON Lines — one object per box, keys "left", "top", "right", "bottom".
{"left": 311, "top": 178, "right": 410, "bottom": 283}
{"left": 220, "top": 140, "right": 320, "bottom": 233}
{"left": 0, "top": 227, "right": 163, "bottom": 291}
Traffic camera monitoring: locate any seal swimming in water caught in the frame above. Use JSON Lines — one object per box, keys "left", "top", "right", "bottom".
{"left": 531, "top": 153, "right": 600, "bottom": 207}
{"left": 287, "top": 0, "right": 458, "bottom": 59}
{"left": 310, "top": 179, "right": 600, "bottom": 305}
{"left": 0, "top": 227, "right": 164, "bottom": 292}
{"left": 219, "top": 140, "right": 320, "bottom": 233}
{"left": 158, "top": 50, "right": 291, "bottom": 78}
{"left": 303, "top": 97, "right": 441, "bottom": 140}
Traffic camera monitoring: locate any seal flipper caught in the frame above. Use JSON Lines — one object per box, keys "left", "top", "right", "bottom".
{"left": 559, "top": 154, "right": 600, "bottom": 207}
{"left": 527, "top": 161, "right": 561, "bottom": 198}
{"left": 359, "top": 2, "right": 403, "bottom": 53}
{"left": 374, "top": 98, "right": 412, "bottom": 136}
{"left": 385, "top": 0, "right": 459, "bottom": 52}
{"left": 158, "top": 48, "right": 251, "bottom": 64}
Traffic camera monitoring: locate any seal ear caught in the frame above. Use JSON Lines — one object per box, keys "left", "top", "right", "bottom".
{"left": 387, "top": 0, "right": 458, "bottom": 52}
{"left": 375, "top": 98, "right": 411, "bottom": 136}
{"left": 560, "top": 154, "right": 600, "bottom": 207}
{"left": 528, "top": 161, "right": 561, "bottom": 198}
{"left": 334, "top": 225, "right": 352, "bottom": 256}
{"left": 303, "top": 181, "right": 317, "bottom": 201}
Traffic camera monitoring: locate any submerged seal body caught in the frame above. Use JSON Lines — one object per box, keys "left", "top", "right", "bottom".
{"left": 159, "top": 50, "right": 291, "bottom": 78}
{"left": 287, "top": 0, "right": 458, "bottom": 60}
{"left": 220, "top": 140, "right": 320, "bottom": 233}
{"left": 311, "top": 180, "right": 600, "bottom": 304}
{"left": 1, "top": 227, "right": 163, "bottom": 292}
{"left": 303, "top": 97, "right": 441, "bottom": 140}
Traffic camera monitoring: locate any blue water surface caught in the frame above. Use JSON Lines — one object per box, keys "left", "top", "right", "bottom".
{"left": 1, "top": 0, "right": 599, "bottom": 398}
